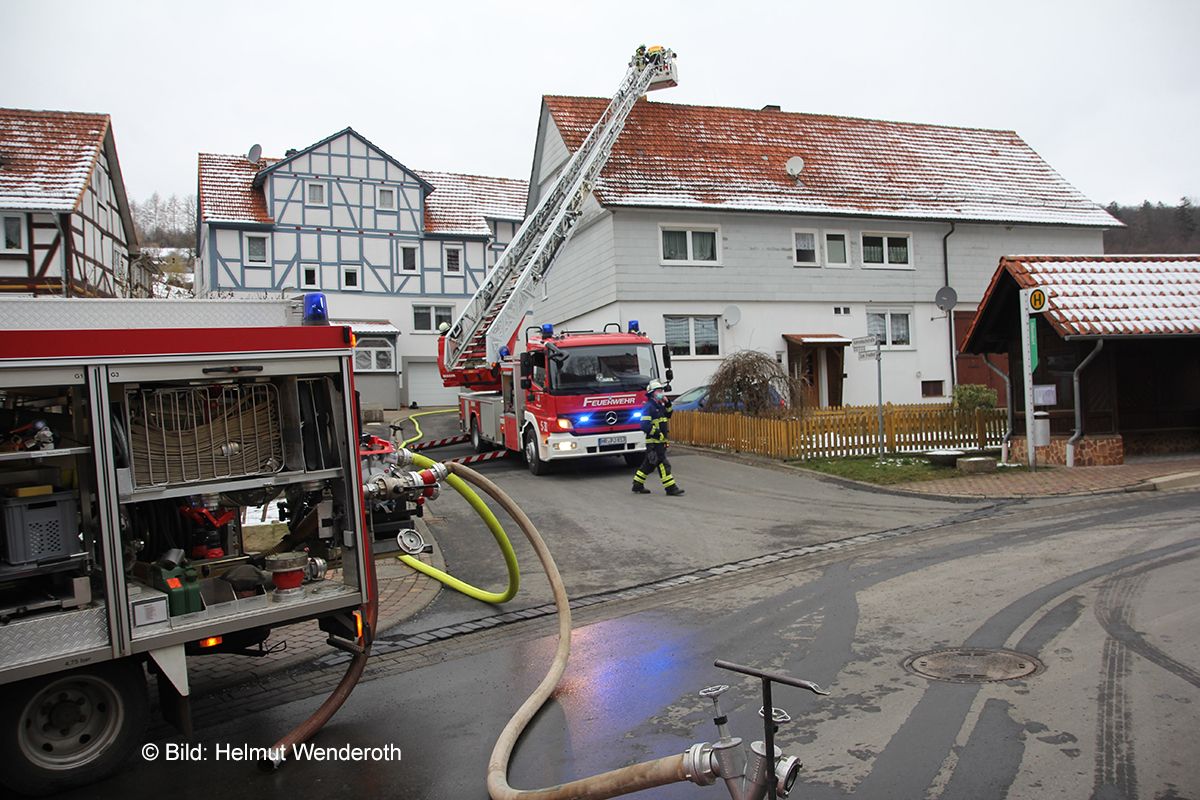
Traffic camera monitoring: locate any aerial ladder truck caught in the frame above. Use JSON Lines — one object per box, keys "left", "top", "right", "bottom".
{"left": 437, "top": 46, "right": 678, "bottom": 474}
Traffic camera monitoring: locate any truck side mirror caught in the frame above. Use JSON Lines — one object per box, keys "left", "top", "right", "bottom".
{"left": 661, "top": 345, "right": 673, "bottom": 370}
{"left": 665, "top": 368, "right": 674, "bottom": 382}
{"left": 519, "top": 352, "right": 532, "bottom": 378}
{"left": 520, "top": 377, "right": 532, "bottom": 390}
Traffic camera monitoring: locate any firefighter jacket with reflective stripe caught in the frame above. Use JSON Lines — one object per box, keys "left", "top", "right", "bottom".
{"left": 640, "top": 397, "right": 672, "bottom": 443}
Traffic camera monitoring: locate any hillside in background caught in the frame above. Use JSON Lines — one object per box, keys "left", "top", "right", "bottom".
{"left": 1103, "top": 198, "right": 1200, "bottom": 253}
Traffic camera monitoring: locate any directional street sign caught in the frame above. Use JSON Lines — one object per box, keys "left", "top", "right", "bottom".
{"left": 852, "top": 335, "right": 879, "bottom": 353}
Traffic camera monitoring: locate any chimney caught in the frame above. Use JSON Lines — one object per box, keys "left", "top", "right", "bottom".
{"left": 761, "top": 104, "right": 781, "bottom": 112}
{"left": 285, "top": 148, "right": 298, "bottom": 157}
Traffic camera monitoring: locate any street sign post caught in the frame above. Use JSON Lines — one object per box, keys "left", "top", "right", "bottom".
{"left": 853, "top": 335, "right": 884, "bottom": 457}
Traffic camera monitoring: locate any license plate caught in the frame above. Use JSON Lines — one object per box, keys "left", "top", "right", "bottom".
{"left": 598, "top": 436, "right": 626, "bottom": 446}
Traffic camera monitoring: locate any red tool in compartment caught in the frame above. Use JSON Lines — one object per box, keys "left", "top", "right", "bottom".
{"left": 180, "top": 503, "right": 236, "bottom": 559}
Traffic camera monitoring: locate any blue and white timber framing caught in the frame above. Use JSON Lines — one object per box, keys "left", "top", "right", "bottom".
{"left": 197, "top": 128, "right": 526, "bottom": 407}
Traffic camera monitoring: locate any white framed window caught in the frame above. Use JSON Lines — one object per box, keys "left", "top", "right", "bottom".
{"left": 413, "top": 304, "right": 454, "bottom": 332}
{"left": 660, "top": 225, "right": 720, "bottom": 265}
{"left": 377, "top": 187, "right": 396, "bottom": 211}
{"left": 444, "top": 245, "right": 463, "bottom": 273}
{"left": 398, "top": 245, "right": 417, "bottom": 273}
{"left": 341, "top": 264, "right": 361, "bottom": 290}
{"left": 861, "top": 233, "right": 912, "bottom": 268}
{"left": 306, "top": 181, "right": 328, "bottom": 206}
{"left": 243, "top": 233, "right": 269, "bottom": 265}
{"left": 792, "top": 229, "right": 819, "bottom": 266}
{"left": 301, "top": 263, "right": 320, "bottom": 289}
{"left": 833, "top": 305, "right": 850, "bottom": 316}
{"left": 824, "top": 231, "right": 850, "bottom": 267}
{"left": 866, "top": 308, "right": 913, "bottom": 348}
{"left": 354, "top": 337, "right": 395, "bottom": 373}
{"left": 664, "top": 315, "right": 720, "bottom": 357}
{"left": 2, "top": 214, "right": 26, "bottom": 253}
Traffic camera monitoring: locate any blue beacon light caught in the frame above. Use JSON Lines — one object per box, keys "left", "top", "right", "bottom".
{"left": 302, "top": 292, "right": 329, "bottom": 324}
{"left": 628, "top": 319, "right": 640, "bottom": 332}
{"left": 498, "top": 346, "right": 511, "bottom": 359}
{"left": 541, "top": 323, "right": 554, "bottom": 337}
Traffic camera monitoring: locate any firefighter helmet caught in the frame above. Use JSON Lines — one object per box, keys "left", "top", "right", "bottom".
{"left": 646, "top": 379, "right": 666, "bottom": 394}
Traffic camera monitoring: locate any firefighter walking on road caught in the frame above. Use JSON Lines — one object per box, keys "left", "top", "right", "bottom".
{"left": 632, "top": 379, "right": 685, "bottom": 496}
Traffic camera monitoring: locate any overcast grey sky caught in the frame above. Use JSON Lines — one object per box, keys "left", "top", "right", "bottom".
{"left": 4, "top": 0, "right": 1196, "bottom": 207}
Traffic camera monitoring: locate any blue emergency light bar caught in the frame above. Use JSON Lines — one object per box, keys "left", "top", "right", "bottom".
{"left": 302, "top": 292, "right": 329, "bottom": 325}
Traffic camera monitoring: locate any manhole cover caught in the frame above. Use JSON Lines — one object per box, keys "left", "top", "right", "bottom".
{"left": 903, "top": 648, "right": 1043, "bottom": 683}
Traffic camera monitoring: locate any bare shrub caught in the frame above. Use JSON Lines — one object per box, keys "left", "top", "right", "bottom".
{"left": 704, "top": 350, "right": 805, "bottom": 417}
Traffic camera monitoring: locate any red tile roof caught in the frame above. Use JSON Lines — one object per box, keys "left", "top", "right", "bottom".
{"left": 197, "top": 153, "right": 277, "bottom": 224}
{"left": 967, "top": 255, "right": 1200, "bottom": 343}
{"left": 197, "top": 153, "right": 526, "bottom": 236}
{"left": 0, "top": 108, "right": 110, "bottom": 211}
{"left": 416, "top": 169, "right": 526, "bottom": 236}
{"left": 543, "top": 97, "right": 1118, "bottom": 228}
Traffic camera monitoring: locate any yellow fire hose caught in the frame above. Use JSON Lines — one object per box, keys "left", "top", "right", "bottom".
{"left": 396, "top": 441, "right": 520, "bottom": 605}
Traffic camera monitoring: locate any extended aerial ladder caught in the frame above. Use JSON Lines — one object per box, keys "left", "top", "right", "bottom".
{"left": 438, "top": 45, "right": 677, "bottom": 390}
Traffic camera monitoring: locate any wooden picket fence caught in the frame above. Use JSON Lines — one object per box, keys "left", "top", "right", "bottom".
{"left": 671, "top": 403, "right": 1007, "bottom": 460}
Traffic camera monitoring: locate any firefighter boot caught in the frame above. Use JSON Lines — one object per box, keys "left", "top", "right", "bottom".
{"left": 665, "top": 485, "right": 686, "bottom": 497}
{"left": 632, "top": 481, "right": 651, "bottom": 494}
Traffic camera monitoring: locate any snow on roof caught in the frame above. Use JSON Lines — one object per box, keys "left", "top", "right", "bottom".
{"left": 197, "top": 152, "right": 526, "bottom": 236}
{"left": 415, "top": 169, "right": 527, "bottom": 237}
{"left": 972, "top": 255, "right": 1200, "bottom": 340}
{"left": 0, "top": 108, "right": 109, "bottom": 212}
{"left": 331, "top": 319, "right": 400, "bottom": 335}
{"left": 543, "top": 97, "right": 1119, "bottom": 228}
{"left": 198, "top": 153, "right": 277, "bottom": 224}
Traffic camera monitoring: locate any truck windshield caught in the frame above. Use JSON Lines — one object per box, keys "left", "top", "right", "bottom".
{"left": 547, "top": 344, "right": 657, "bottom": 395}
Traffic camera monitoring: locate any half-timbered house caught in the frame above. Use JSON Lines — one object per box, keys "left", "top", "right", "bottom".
{"left": 196, "top": 128, "right": 526, "bottom": 408}
{"left": 0, "top": 108, "right": 149, "bottom": 297}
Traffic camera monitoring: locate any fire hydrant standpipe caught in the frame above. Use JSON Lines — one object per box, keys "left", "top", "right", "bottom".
{"left": 399, "top": 450, "right": 520, "bottom": 604}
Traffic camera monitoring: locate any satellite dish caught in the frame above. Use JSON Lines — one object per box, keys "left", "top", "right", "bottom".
{"left": 247, "top": 143, "right": 262, "bottom": 164}
{"left": 785, "top": 156, "right": 806, "bottom": 177}
{"left": 935, "top": 286, "right": 959, "bottom": 312}
{"left": 723, "top": 305, "right": 742, "bottom": 328}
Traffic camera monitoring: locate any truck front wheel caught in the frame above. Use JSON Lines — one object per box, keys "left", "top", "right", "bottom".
{"left": 0, "top": 661, "right": 149, "bottom": 796}
{"left": 523, "top": 430, "right": 548, "bottom": 476}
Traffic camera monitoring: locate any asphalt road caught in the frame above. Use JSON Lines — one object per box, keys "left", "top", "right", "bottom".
{"left": 387, "top": 411, "right": 989, "bottom": 636}
{"left": 60, "top": 484, "right": 1199, "bottom": 800}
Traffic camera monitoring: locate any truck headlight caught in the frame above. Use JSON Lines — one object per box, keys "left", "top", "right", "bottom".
{"left": 556, "top": 417, "right": 573, "bottom": 430}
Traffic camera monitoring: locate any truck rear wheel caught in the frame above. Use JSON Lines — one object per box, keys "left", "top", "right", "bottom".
{"left": 0, "top": 661, "right": 149, "bottom": 796}
{"left": 523, "top": 430, "right": 549, "bottom": 476}
{"left": 470, "top": 417, "right": 488, "bottom": 453}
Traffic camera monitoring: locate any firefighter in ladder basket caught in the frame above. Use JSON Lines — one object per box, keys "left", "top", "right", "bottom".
{"left": 631, "top": 379, "right": 685, "bottom": 496}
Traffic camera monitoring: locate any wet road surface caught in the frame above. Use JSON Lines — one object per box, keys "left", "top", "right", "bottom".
{"left": 61, "top": 487, "right": 1199, "bottom": 799}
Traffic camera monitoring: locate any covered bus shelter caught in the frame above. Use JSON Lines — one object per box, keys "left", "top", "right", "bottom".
{"left": 961, "top": 255, "right": 1200, "bottom": 465}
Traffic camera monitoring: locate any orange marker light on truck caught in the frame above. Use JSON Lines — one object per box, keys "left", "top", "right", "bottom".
{"left": 198, "top": 636, "right": 223, "bottom": 648}
{"left": 353, "top": 610, "right": 364, "bottom": 641}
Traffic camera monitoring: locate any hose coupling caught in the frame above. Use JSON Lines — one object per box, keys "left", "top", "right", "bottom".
{"left": 683, "top": 742, "right": 717, "bottom": 786}
{"left": 363, "top": 469, "right": 442, "bottom": 502}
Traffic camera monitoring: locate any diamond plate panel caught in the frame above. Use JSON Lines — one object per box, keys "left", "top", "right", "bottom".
{"left": 0, "top": 297, "right": 301, "bottom": 330}
{"left": 0, "top": 604, "right": 110, "bottom": 669}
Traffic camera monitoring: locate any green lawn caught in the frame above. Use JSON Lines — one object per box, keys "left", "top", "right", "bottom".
{"left": 793, "top": 455, "right": 1029, "bottom": 485}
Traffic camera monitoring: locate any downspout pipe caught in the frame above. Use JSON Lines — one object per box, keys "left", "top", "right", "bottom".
{"left": 1066, "top": 339, "right": 1104, "bottom": 467}
{"left": 982, "top": 353, "right": 1012, "bottom": 463}
{"left": 942, "top": 222, "right": 957, "bottom": 388}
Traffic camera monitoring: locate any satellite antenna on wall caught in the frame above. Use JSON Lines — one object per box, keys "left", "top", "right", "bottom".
{"left": 785, "top": 156, "right": 805, "bottom": 178}
{"left": 723, "top": 304, "right": 742, "bottom": 328}
{"left": 247, "top": 143, "right": 262, "bottom": 164}
{"left": 934, "top": 286, "right": 958, "bottom": 312}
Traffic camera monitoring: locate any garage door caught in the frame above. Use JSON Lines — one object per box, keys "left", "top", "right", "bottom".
{"left": 405, "top": 362, "right": 461, "bottom": 407}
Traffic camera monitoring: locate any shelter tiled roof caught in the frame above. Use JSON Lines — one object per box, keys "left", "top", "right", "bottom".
{"left": 543, "top": 97, "right": 1118, "bottom": 228}
{"left": 0, "top": 108, "right": 110, "bottom": 211}
{"left": 415, "top": 170, "right": 527, "bottom": 237}
{"left": 967, "top": 255, "right": 1200, "bottom": 343}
